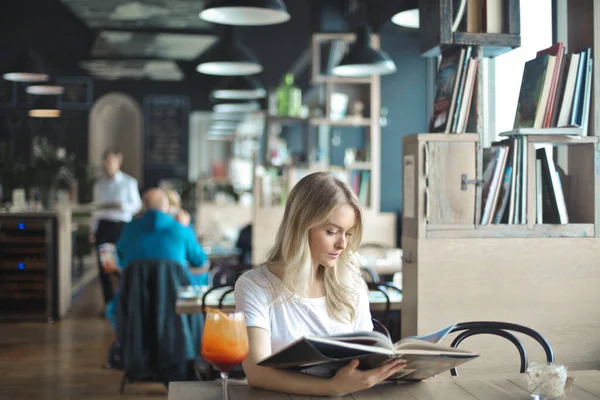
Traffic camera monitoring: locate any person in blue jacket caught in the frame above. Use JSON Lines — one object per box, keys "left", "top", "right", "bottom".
{"left": 105, "top": 187, "right": 209, "bottom": 333}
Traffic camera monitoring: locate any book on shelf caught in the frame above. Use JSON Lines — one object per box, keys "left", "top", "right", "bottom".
{"left": 430, "top": 46, "right": 478, "bottom": 134}
{"left": 515, "top": 43, "right": 593, "bottom": 135}
{"left": 481, "top": 138, "right": 569, "bottom": 225}
{"left": 258, "top": 324, "right": 478, "bottom": 382}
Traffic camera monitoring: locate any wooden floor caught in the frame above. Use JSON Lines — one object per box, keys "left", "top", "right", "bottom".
{"left": 0, "top": 280, "right": 168, "bottom": 400}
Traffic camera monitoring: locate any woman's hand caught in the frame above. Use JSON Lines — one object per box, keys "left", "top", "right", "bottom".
{"left": 328, "top": 358, "right": 407, "bottom": 397}
{"left": 175, "top": 209, "right": 191, "bottom": 226}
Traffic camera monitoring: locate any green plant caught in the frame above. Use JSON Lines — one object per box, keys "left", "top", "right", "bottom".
{"left": 30, "top": 137, "right": 76, "bottom": 190}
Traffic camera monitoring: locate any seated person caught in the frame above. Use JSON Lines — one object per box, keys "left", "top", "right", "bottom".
{"left": 234, "top": 172, "right": 406, "bottom": 397}
{"left": 105, "top": 188, "right": 209, "bottom": 332}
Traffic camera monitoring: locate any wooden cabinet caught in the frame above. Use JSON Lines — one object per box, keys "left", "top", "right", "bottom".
{"left": 403, "top": 133, "right": 600, "bottom": 239}
{"left": 401, "top": 133, "right": 600, "bottom": 373}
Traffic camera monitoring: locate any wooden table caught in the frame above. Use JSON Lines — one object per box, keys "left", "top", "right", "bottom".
{"left": 169, "top": 370, "right": 600, "bottom": 400}
{"left": 176, "top": 286, "right": 402, "bottom": 315}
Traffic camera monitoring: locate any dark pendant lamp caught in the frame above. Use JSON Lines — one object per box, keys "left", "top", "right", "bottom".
{"left": 211, "top": 121, "right": 239, "bottom": 130}
{"left": 3, "top": 49, "right": 50, "bottom": 82}
{"left": 211, "top": 75, "right": 266, "bottom": 100}
{"left": 213, "top": 101, "right": 261, "bottom": 113}
{"left": 331, "top": 24, "right": 397, "bottom": 77}
{"left": 391, "top": 7, "right": 420, "bottom": 28}
{"left": 393, "top": 0, "right": 466, "bottom": 31}
{"left": 196, "top": 28, "right": 263, "bottom": 76}
{"left": 28, "top": 93, "right": 61, "bottom": 118}
{"left": 212, "top": 112, "right": 247, "bottom": 121}
{"left": 199, "top": 0, "right": 290, "bottom": 26}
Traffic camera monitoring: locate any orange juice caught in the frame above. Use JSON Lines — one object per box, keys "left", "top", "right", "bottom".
{"left": 201, "top": 311, "right": 249, "bottom": 373}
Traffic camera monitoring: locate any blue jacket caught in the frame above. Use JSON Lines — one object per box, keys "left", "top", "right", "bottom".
{"left": 116, "top": 210, "right": 208, "bottom": 276}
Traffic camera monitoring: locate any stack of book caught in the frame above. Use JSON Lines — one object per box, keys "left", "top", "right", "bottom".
{"left": 514, "top": 43, "right": 593, "bottom": 133}
{"left": 480, "top": 138, "right": 568, "bottom": 225}
{"left": 430, "top": 46, "right": 478, "bottom": 134}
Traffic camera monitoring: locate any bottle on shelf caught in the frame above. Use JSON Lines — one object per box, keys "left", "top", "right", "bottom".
{"left": 276, "top": 73, "right": 302, "bottom": 117}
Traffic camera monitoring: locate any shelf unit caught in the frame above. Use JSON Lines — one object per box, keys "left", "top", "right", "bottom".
{"left": 398, "top": 0, "right": 600, "bottom": 374}
{"left": 401, "top": 131, "right": 600, "bottom": 373}
{"left": 403, "top": 132, "right": 600, "bottom": 239}
{"left": 418, "top": 0, "right": 521, "bottom": 57}
{"left": 310, "top": 32, "right": 382, "bottom": 212}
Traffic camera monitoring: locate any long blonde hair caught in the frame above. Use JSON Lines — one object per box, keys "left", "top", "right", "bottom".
{"left": 266, "top": 172, "right": 365, "bottom": 323}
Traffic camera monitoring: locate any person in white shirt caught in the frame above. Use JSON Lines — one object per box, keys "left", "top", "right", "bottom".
{"left": 92, "top": 149, "right": 142, "bottom": 307}
{"left": 234, "top": 172, "right": 406, "bottom": 397}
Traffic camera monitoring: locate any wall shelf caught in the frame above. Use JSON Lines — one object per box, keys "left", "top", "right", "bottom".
{"left": 418, "top": 0, "right": 521, "bottom": 58}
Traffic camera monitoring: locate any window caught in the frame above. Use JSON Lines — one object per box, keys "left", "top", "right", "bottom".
{"left": 487, "top": 0, "right": 553, "bottom": 145}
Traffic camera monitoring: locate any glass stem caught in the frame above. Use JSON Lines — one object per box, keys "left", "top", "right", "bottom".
{"left": 221, "top": 372, "right": 229, "bottom": 400}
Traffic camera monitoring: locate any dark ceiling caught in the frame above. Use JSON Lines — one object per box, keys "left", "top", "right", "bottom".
{"left": 0, "top": 0, "right": 417, "bottom": 82}
{"left": 59, "top": 0, "right": 213, "bottom": 30}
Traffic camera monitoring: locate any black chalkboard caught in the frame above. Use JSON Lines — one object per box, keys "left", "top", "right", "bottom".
{"left": 143, "top": 95, "right": 190, "bottom": 171}
{"left": 56, "top": 77, "right": 93, "bottom": 110}
{"left": 0, "top": 80, "right": 17, "bottom": 108}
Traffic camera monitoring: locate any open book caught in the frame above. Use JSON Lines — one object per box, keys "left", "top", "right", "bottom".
{"left": 258, "top": 324, "right": 478, "bottom": 381}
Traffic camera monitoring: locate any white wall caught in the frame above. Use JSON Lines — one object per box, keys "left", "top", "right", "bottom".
{"left": 491, "top": 0, "right": 554, "bottom": 142}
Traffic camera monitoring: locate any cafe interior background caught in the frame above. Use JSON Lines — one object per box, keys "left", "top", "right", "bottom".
{"left": 1, "top": 0, "right": 599, "bottom": 398}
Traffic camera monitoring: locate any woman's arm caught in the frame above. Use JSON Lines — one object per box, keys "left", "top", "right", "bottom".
{"left": 242, "top": 327, "right": 407, "bottom": 397}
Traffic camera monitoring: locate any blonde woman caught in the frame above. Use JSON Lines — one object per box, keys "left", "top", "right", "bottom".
{"left": 234, "top": 172, "right": 406, "bottom": 396}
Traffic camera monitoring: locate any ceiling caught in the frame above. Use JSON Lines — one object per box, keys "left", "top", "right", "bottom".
{"left": 57, "top": 0, "right": 219, "bottom": 80}
{"left": 58, "top": 0, "right": 213, "bottom": 30}
{"left": 0, "top": 0, "right": 417, "bottom": 82}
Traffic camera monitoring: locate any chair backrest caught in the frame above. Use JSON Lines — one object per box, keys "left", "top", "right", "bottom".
{"left": 201, "top": 284, "right": 235, "bottom": 319}
{"left": 361, "top": 266, "right": 380, "bottom": 283}
{"left": 209, "top": 263, "right": 251, "bottom": 286}
{"left": 447, "top": 321, "right": 555, "bottom": 376}
{"left": 372, "top": 318, "right": 391, "bottom": 340}
{"left": 117, "top": 259, "right": 201, "bottom": 383}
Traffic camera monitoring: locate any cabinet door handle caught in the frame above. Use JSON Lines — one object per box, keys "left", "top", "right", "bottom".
{"left": 461, "top": 174, "right": 485, "bottom": 191}
{"left": 403, "top": 251, "right": 413, "bottom": 264}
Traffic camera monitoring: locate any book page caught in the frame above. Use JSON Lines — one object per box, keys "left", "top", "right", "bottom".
{"left": 393, "top": 339, "right": 474, "bottom": 355}
{"left": 308, "top": 331, "right": 394, "bottom": 352}
{"left": 397, "top": 323, "right": 456, "bottom": 345}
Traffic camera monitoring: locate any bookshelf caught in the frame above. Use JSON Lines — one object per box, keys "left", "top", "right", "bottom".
{"left": 401, "top": 132, "right": 600, "bottom": 374}
{"left": 418, "top": 0, "right": 521, "bottom": 57}
{"left": 399, "top": 1, "right": 600, "bottom": 374}
{"left": 310, "top": 32, "right": 382, "bottom": 213}
{"left": 259, "top": 33, "right": 382, "bottom": 212}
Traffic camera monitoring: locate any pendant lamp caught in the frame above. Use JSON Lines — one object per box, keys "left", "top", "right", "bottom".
{"left": 26, "top": 85, "right": 64, "bottom": 95}
{"left": 212, "top": 112, "right": 247, "bottom": 121}
{"left": 199, "top": 0, "right": 290, "bottom": 26}
{"left": 29, "top": 94, "right": 61, "bottom": 118}
{"left": 211, "top": 75, "right": 266, "bottom": 100}
{"left": 3, "top": 49, "right": 50, "bottom": 82}
{"left": 211, "top": 121, "right": 239, "bottom": 130}
{"left": 213, "top": 101, "right": 260, "bottom": 113}
{"left": 196, "top": 28, "right": 263, "bottom": 76}
{"left": 332, "top": 24, "right": 397, "bottom": 77}
{"left": 391, "top": 8, "right": 420, "bottom": 28}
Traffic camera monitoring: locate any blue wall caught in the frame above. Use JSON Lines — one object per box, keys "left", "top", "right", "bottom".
{"left": 379, "top": 32, "right": 429, "bottom": 216}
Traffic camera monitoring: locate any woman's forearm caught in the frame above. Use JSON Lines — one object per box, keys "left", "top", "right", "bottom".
{"left": 244, "top": 364, "right": 335, "bottom": 396}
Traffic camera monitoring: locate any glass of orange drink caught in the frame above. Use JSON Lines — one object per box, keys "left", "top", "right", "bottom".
{"left": 201, "top": 308, "right": 249, "bottom": 400}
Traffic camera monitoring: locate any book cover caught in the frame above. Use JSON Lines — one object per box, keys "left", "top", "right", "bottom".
{"left": 557, "top": 52, "right": 581, "bottom": 127}
{"left": 536, "top": 43, "right": 565, "bottom": 128}
{"left": 430, "top": 47, "right": 465, "bottom": 133}
{"left": 450, "top": 46, "right": 473, "bottom": 133}
{"left": 570, "top": 49, "right": 589, "bottom": 126}
{"left": 514, "top": 55, "right": 550, "bottom": 128}
{"left": 257, "top": 325, "right": 478, "bottom": 382}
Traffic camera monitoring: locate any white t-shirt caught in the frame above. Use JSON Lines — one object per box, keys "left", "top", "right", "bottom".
{"left": 234, "top": 264, "right": 373, "bottom": 353}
